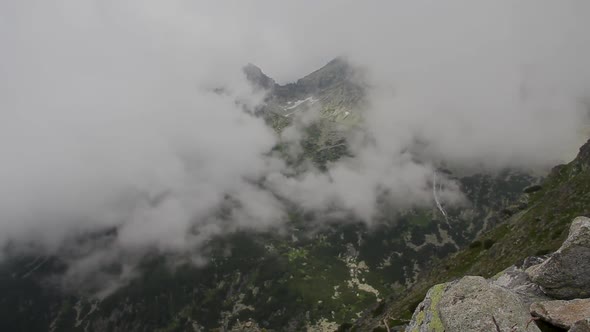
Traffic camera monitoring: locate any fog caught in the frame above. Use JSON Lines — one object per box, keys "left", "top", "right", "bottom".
{"left": 1, "top": 0, "right": 590, "bottom": 292}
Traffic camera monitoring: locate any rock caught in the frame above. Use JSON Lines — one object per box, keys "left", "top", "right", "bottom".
{"left": 492, "top": 265, "right": 550, "bottom": 305}
{"left": 523, "top": 184, "right": 543, "bottom": 194}
{"left": 405, "top": 283, "right": 447, "bottom": 332}
{"left": 243, "top": 63, "right": 276, "bottom": 90}
{"left": 526, "top": 217, "right": 590, "bottom": 299}
{"left": 406, "top": 276, "right": 540, "bottom": 332}
{"left": 571, "top": 319, "right": 590, "bottom": 332}
{"left": 530, "top": 298, "right": 590, "bottom": 329}
{"left": 439, "top": 277, "right": 540, "bottom": 332}
{"left": 521, "top": 255, "right": 549, "bottom": 269}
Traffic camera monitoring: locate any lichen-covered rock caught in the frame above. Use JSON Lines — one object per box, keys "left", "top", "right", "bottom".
{"left": 405, "top": 283, "right": 447, "bottom": 332}
{"left": 439, "top": 276, "right": 540, "bottom": 332}
{"left": 526, "top": 217, "right": 590, "bottom": 299}
{"left": 571, "top": 319, "right": 590, "bottom": 332}
{"left": 530, "top": 298, "right": 590, "bottom": 329}
{"left": 406, "top": 276, "right": 540, "bottom": 332}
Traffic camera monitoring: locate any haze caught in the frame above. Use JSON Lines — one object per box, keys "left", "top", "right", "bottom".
{"left": 1, "top": 0, "right": 589, "bottom": 292}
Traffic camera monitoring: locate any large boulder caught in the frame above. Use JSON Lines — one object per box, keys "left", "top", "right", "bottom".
{"left": 406, "top": 276, "right": 540, "bottom": 332}
{"left": 530, "top": 298, "right": 590, "bottom": 329}
{"left": 526, "top": 217, "right": 590, "bottom": 299}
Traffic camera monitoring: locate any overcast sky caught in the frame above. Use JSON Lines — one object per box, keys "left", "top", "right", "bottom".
{"left": 1, "top": 0, "right": 590, "bottom": 293}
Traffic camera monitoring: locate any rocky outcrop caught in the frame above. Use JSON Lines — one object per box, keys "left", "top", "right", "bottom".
{"left": 243, "top": 63, "right": 276, "bottom": 90}
{"left": 440, "top": 276, "right": 540, "bottom": 332}
{"left": 492, "top": 263, "right": 550, "bottom": 305}
{"left": 406, "top": 276, "right": 540, "bottom": 332}
{"left": 526, "top": 216, "right": 590, "bottom": 299}
{"left": 406, "top": 217, "right": 590, "bottom": 332}
{"left": 530, "top": 298, "right": 590, "bottom": 329}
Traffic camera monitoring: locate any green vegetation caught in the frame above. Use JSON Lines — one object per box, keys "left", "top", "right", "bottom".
{"left": 352, "top": 140, "right": 590, "bottom": 329}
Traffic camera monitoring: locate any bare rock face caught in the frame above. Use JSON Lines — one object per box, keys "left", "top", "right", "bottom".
{"left": 526, "top": 217, "right": 590, "bottom": 299}
{"left": 530, "top": 298, "right": 590, "bottom": 329}
{"left": 406, "top": 276, "right": 540, "bottom": 332}
{"left": 571, "top": 319, "right": 590, "bottom": 332}
{"left": 492, "top": 265, "right": 550, "bottom": 305}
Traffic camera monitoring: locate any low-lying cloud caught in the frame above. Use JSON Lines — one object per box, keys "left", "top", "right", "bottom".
{"left": 1, "top": 0, "right": 590, "bottom": 293}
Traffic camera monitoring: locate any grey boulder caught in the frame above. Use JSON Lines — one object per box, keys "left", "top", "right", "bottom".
{"left": 530, "top": 298, "right": 590, "bottom": 329}
{"left": 493, "top": 265, "right": 550, "bottom": 305}
{"left": 406, "top": 276, "right": 540, "bottom": 332}
{"left": 526, "top": 217, "right": 590, "bottom": 299}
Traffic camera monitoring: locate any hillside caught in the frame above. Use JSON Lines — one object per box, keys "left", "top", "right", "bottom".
{"left": 350, "top": 138, "right": 590, "bottom": 331}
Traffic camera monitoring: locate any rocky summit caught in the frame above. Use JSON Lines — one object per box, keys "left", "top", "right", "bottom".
{"left": 406, "top": 217, "right": 590, "bottom": 332}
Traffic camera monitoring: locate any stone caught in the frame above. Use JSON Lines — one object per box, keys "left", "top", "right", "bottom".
{"left": 523, "top": 184, "right": 542, "bottom": 194}
{"left": 571, "top": 319, "right": 590, "bottom": 332}
{"left": 492, "top": 265, "right": 550, "bottom": 305}
{"left": 521, "top": 255, "right": 550, "bottom": 269}
{"left": 529, "top": 298, "right": 590, "bottom": 329}
{"left": 526, "top": 217, "right": 590, "bottom": 299}
{"left": 405, "top": 283, "right": 447, "bottom": 332}
{"left": 406, "top": 276, "right": 541, "bottom": 332}
{"left": 439, "top": 276, "right": 540, "bottom": 332}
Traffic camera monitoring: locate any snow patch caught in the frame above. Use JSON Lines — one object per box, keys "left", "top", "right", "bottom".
{"left": 285, "top": 96, "right": 316, "bottom": 110}
{"left": 433, "top": 171, "right": 449, "bottom": 222}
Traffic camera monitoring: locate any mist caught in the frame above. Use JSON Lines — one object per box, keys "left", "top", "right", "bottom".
{"left": 1, "top": 0, "right": 590, "bottom": 293}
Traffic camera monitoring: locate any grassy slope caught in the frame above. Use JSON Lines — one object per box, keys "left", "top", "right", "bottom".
{"left": 351, "top": 139, "right": 590, "bottom": 330}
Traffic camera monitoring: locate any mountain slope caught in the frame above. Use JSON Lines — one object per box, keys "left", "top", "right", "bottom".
{"left": 0, "top": 59, "right": 542, "bottom": 332}
{"left": 350, "top": 138, "right": 590, "bottom": 331}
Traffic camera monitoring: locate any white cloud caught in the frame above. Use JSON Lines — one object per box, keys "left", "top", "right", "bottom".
{"left": 1, "top": 0, "right": 590, "bottom": 293}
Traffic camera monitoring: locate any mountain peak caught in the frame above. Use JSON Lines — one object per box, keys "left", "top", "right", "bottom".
{"left": 243, "top": 63, "right": 276, "bottom": 90}
{"left": 297, "top": 56, "right": 353, "bottom": 85}
{"left": 324, "top": 55, "right": 350, "bottom": 69}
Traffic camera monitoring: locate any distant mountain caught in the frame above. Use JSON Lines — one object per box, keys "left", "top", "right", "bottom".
{"left": 0, "top": 59, "right": 541, "bottom": 332}
{"left": 244, "top": 57, "right": 368, "bottom": 172}
{"left": 246, "top": 57, "right": 364, "bottom": 126}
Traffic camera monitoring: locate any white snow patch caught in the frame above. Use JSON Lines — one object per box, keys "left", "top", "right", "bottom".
{"left": 433, "top": 171, "right": 449, "bottom": 222}
{"left": 21, "top": 256, "right": 49, "bottom": 279}
{"left": 282, "top": 96, "right": 317, "bottom": 116}
{"left": 74, "top": 300, "right": 99, "bottom": 328}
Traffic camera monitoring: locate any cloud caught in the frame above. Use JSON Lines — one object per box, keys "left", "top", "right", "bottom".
{"left": 1, "top": 0, "right": 590, "bottom": 293}
{"left": 0, "top": 0, "right": 286, "bottom": 273}
{"left": 262, "top": 0, "right": 590, "bottom": 225}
